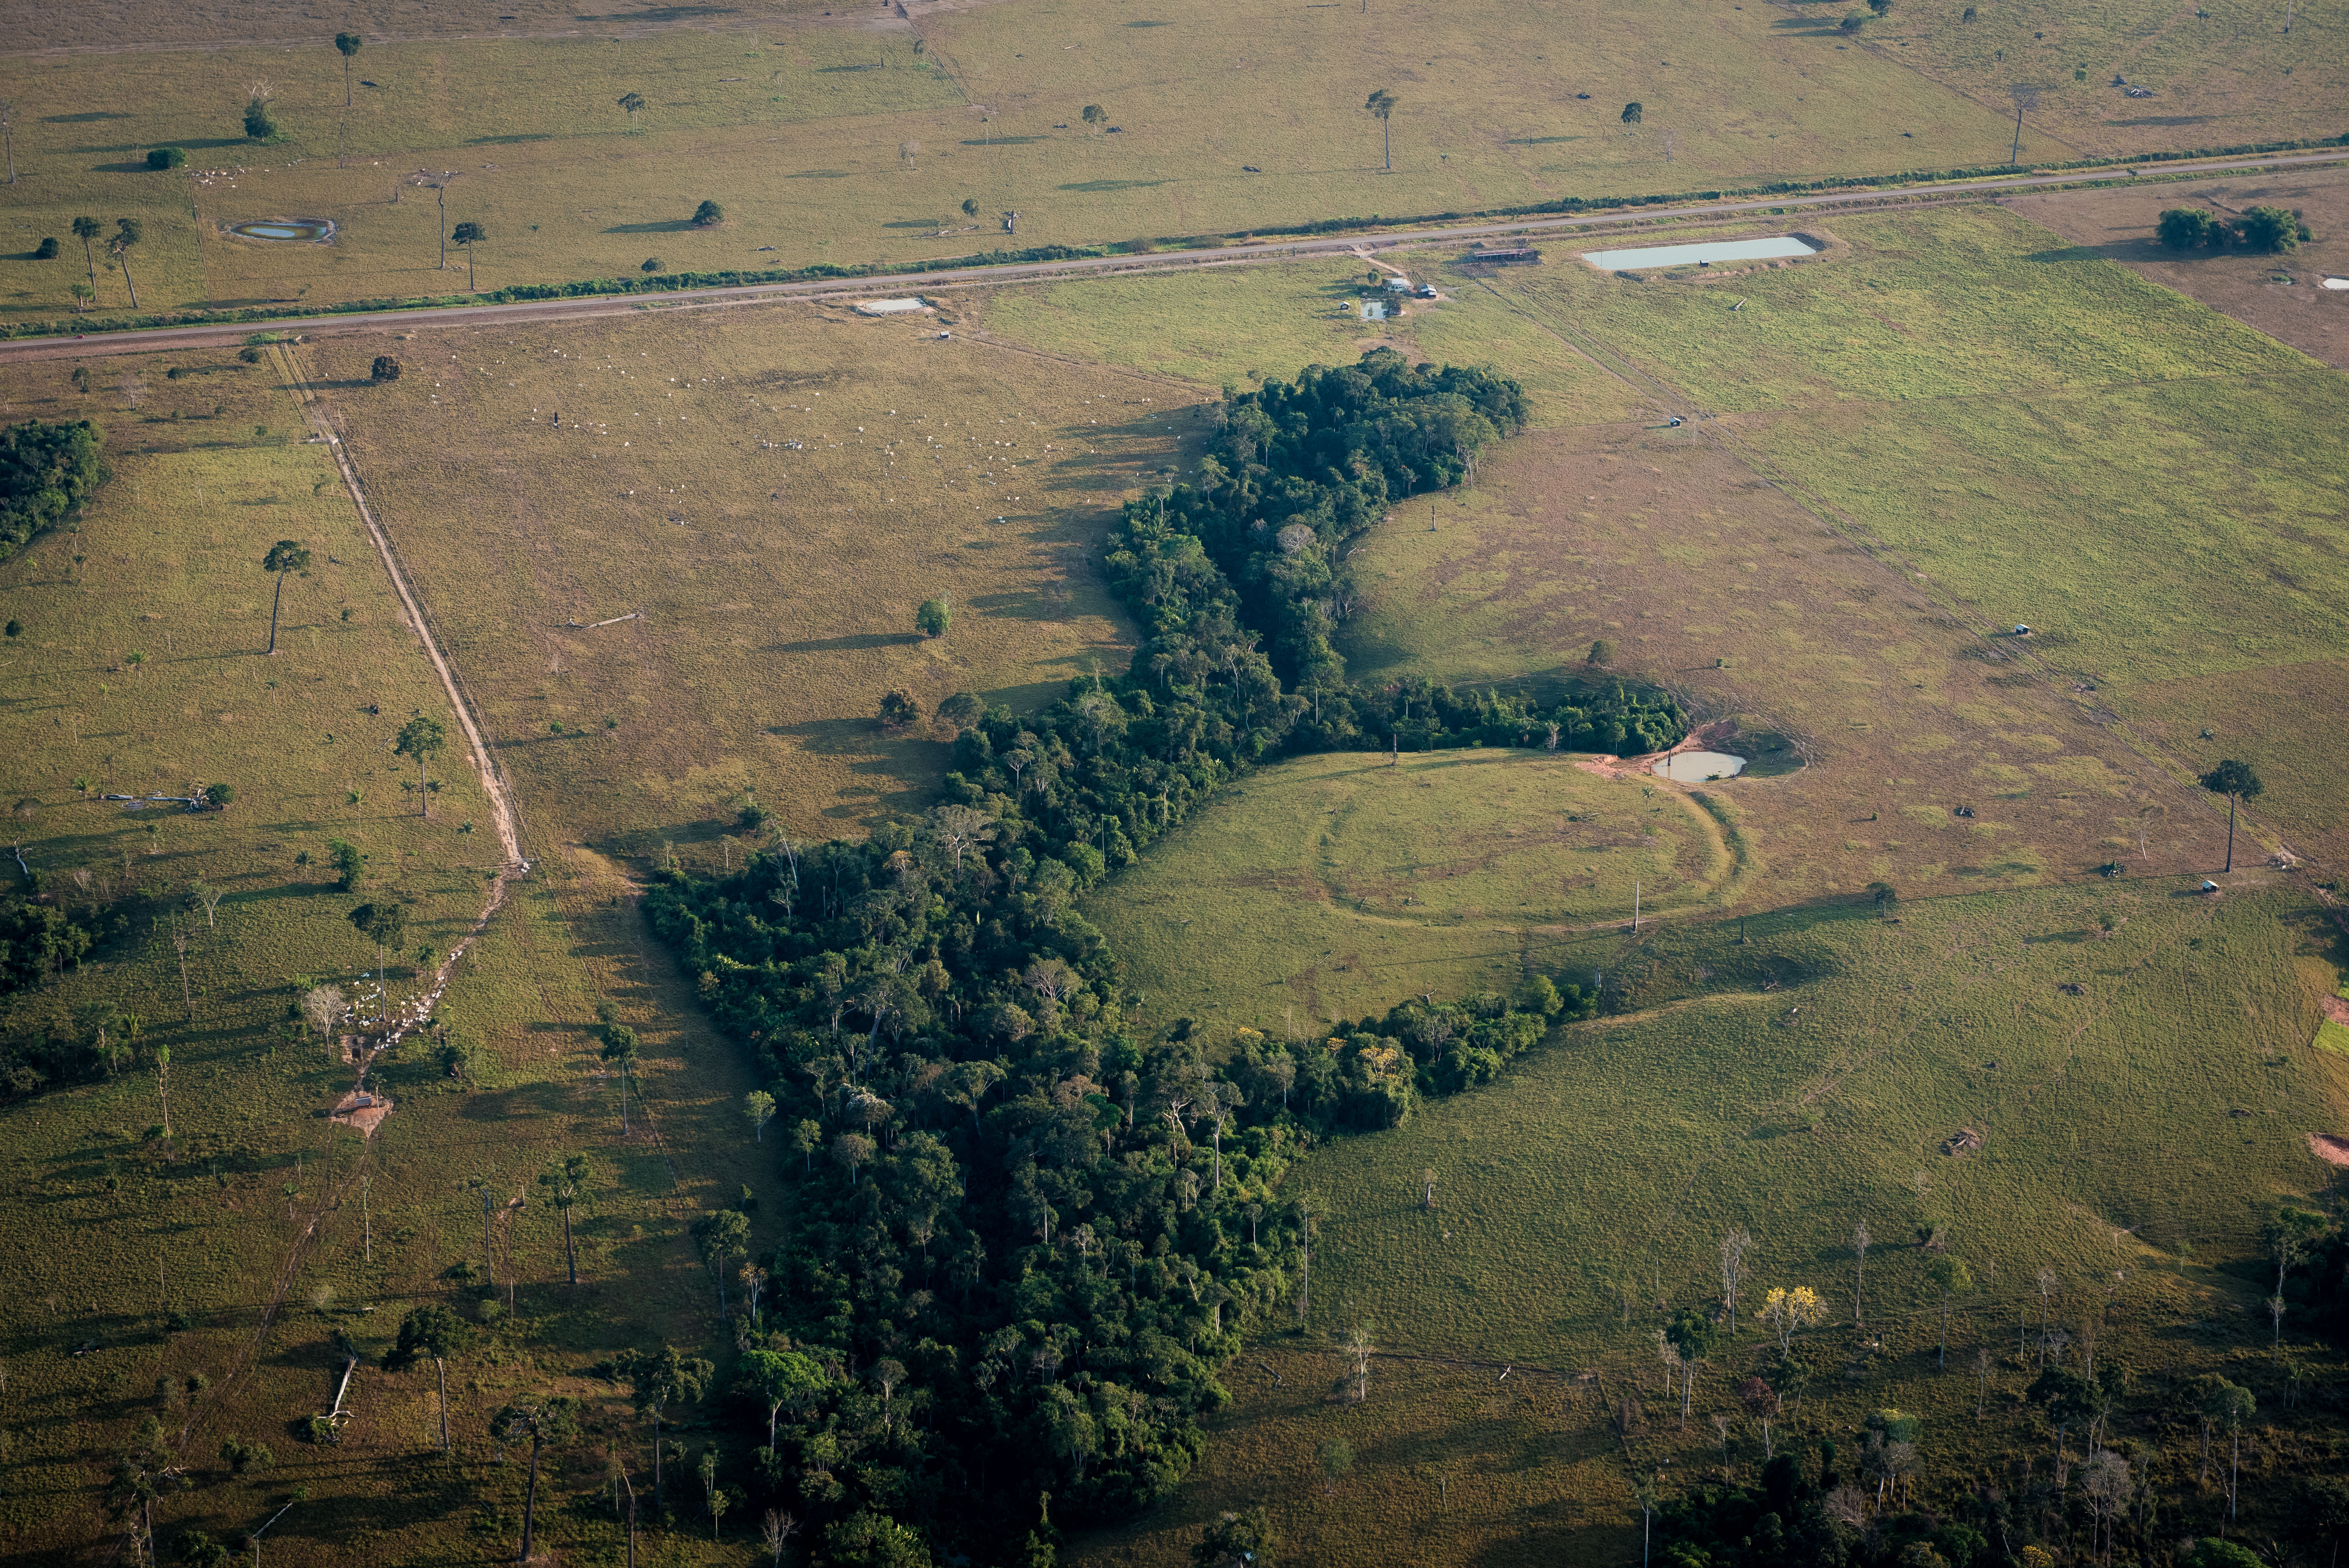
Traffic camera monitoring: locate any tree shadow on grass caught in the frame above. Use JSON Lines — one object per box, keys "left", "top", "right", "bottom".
{"left": 604, "top": 219, "right": 699, "bottom": 235}
{"left": 768, "top": 631, "right": 923, "bottom": 653}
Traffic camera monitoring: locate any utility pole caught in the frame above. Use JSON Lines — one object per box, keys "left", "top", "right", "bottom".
{"left": 1633, "top": 878, "right": 1641, "bottom": 934}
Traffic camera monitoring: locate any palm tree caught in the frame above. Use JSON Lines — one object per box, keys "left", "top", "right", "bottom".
{"left": 107, "top": 219, "right": 143, "bottom": 309}
{"left": 538, "top": 1153, "right": 591, "bottom": 1285}
{"left": 451, "top": 221, "right": 486, "bottom": 290}
{"left": 394, "top": 715, "right": 447, "bottom": 816}
{"left": 71, "top": 217, "right": 102, "bottom": 292}
{"left": 262, "top": 539, "right": 310, "bottom": 654}
{"left": 335, "top": 33, "right": 363, "bottom": 106}
{"left": 384, "top": 1305, "right": 474, "bottom": 1454}
{"left": 492, "top": 1397, "right": 581, "bottom": 1563}
{"left": 2198, "top": 758, "right": 2263, "bottom": 873}
{"left": 1364, "top": 89, "right": 1397, "bottom": 171}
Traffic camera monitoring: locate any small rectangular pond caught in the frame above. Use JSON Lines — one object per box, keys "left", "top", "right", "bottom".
{"left": 1584, "top": 234, "right": 1817, "bottom": 270}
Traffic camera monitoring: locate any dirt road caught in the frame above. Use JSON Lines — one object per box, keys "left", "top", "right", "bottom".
{"left": 4, "top": 148, "right": 2341, "bottom": 362}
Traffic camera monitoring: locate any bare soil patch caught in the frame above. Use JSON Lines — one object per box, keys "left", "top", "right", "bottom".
{"left": 328, "top": 1089, "right": 394, "bottom": 1137}
{"left": 2309, "top": 1132, "right": 2349, "bottom": 1168}
{"left": 2003, "top": 170, "right": 2349, "bottom": 369}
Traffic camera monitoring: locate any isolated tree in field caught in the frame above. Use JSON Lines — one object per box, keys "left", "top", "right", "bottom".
{"left": 347, "top": 901, "right": 407, "bottom": 980}
{"left": 1719, "top": 1226, "right": 1754, "bottom": 1331}
{"left": 1760, "top": 1284, "right": 1825, "bottom": 1352}
{"left": 384, "top": 1304, "right": 474, "bottom": 1453}
{"left": 1363, "top": 89, "right": 1397, "bottom": 171}
{"left": 394, "top": 715, "right": 446, "bottom": 817}
{"left": 1867, "top": 0, "right": 1893, "bottom": 14}
{"left": 300, "top": 983, "right": 344, "bottom": 1043}
{"left": 1588, "top": 638, "right": 1616, "bottom": 667}
{"left": 1666, "top": 1308, "right": 1719, "bottom": 1420}
{"left": 693, "top": 1208, "right": 752, "bottom": 1312}
{"left": 538, "top": 1153, "right": 590, "bottom": 1284}
{"left": 1851, "top": 1219, "right": 1872, "bottom": 1322}
{"left": 915, "top": 595, "right": 950, "bottom": 637}
{"left": 107, "top": 219, "right": 143, "bottom": 309}
{"left": 490, "top": 1395, "right": 580, "bottom": 1563}
{"left": 2198, "top": 757, "right": 2262, "bottom": 872}
{"left": 1621, "top": 101, "right": 1643, "bottom": 127}
{"left": 618, "top": 91, "right": 647, "bottom": 125}
{"left": 1192, "top": 1509, "right": 1275, "bottom": 1568}
{"left": 371, "top": 354, "right": 402, "bottom": 383}
{"left": 71, "top": 217, "right": 102, "bottom": 292}
{"left": 106, "top": 1414, "right": 177, "bottom": 1565}
{"left": 693, "top": 199, "right": 724, "bottom": 227}
{"left": 601, "top": 1022, "right": 641, "bottom": 1133}
{"left": 1839, "top": 12, "right": 1864, "bottom": 31}
{"left": 450, "top": 221, "right": 486, "bottom": 291}
{"left": 1926, "top": 1254, "right": 1972, "bottom": 1370}
{"left": 146, "top": 147, "right": 186, "bottom": 170}
{"left": 738, "top": 1348, "right": 825, "bottom": 1446}
{"left": 878, "top": 688, "right": 922, "bottom": 731}
{"left": 745, "top": 1089, "right": 776, "bottom": 1143}
{"left": 261, "top": 538, "right": 310, "bottom": 654}
{"left": 244, "top": 80, "right": 278, "bottom": 141}
{"left": 2203, "top": 1377, "right": 2255, "bottom": 1518}
{"left": 335, "top": 33, "right": 364, "bottom": 107}
{"left": 619, "top": 1346, "right": 713, "bottom": 1506}
{"left": 1082, "top": 104, "right": 1107, "bottom": 130}
{"left": 2157, "top": 207, "right": 2214, "bottom": 249}
{"left": 2238, "top": 205, "right": 2298, "bottom": 253}
{"left": 328, "top": 836, "right": 365, "bottom": 890}
{"left": 962, "top": 197, "right": 979, "bottom": 217}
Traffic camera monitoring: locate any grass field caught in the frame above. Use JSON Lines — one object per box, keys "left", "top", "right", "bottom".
{"left": 1076, "top": 876, "right": 2349, "bottom": 1565}
{"left": 0, "top": 346, "right": 771, "bottom": 1563}
{"left": 0, "top": 0, "right": 2053, "bottom": 326}
{"left": 1089, "top": 749, "right": 1745, "bottom": 1032}
{"left": 286, "top": 298, "right": 1184, "bottom": 852}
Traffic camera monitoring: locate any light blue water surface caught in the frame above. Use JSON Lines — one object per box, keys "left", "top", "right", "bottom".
{"left": 1584, "top": 235, "right": 1816, "bottom": 269}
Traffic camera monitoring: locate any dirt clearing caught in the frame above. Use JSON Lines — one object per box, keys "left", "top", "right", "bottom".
{"left": 2004, "top": 168, "right": 2349, "bottom": 369}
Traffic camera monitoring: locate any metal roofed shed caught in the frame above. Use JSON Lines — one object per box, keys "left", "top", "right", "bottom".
{"left": 1465, "top": 246, "right": 1540, "bottom": 264}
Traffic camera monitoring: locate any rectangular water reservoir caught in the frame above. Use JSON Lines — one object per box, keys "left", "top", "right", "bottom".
{"left": 1584, "top": 235, "right": 1818, "bottom": 270}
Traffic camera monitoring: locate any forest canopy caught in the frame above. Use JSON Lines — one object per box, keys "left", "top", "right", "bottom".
{"left": 0, "top": 419, "right": 108, "bottom": 560}
{"left": 643, "top": 351, "right": 1670, "bottom": 1561}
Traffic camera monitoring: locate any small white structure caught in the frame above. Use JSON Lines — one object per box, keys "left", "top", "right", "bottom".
{"left": 2013, "top": 624, "right": 2031, "bottom": 636}
{"left": 855, "top": 298, "right": 932, "bottom": 316}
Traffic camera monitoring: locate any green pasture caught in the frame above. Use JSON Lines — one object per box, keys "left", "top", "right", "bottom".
{"left": 1080, "top": 878, "right": 2349, "bottom": 1565}
{"left": 0, "top": 351, "right": 767, "bottom": 1561}
{"left": 1091, "top": 750, "right": 1745, "bottom": 1032}
{"left": 978, "top": 253, "right": 1638, "bottom": 419}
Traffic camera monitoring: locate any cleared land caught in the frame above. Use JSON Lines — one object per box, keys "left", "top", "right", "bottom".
{"left": 2005, "top": 165, "right": 2349, "bottom": 369}
{"left": 287, "top": 299, "right": 1181, "bottom": 850}
{"left": 0, "top": 0, "right": 2045, "bottom": 324}
{"left": 0, "top": 348, "right": 766, "bottom": 1563}
{"left": 1078, "top": 878, "right": 2349, "bottom": 1565}
{"left": 1089, "top": 750, "right": 1746, "bottom": 1032}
